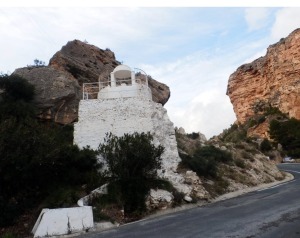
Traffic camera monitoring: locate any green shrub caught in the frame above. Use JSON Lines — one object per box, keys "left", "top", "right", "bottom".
{"left": 196, "top": 146, "right": 233, "bottom": 164}
{"left": 260, "top": 139, "right": 272, "bottom": 152}
{"left": 172, "top": 190, "right": 185, "bottom": 207}
{"left": 222, "top": 124, "right": 247, "bottom": 143}
{"left": 180, "top": 146, "right": 232, "bottom": 179}
{"left": 235, "top": 158, "right": 246, "bottom": 169}
{"left": 264, "top": 106, "right": 286, "bottom": 116}
{"left": 241, "top": 150, "right": 254, "bottom": 161}
{"left": 0, "top": 74, "right": 35, "bottom": 102}
{"left": 257, "top": 115, "right": 266, "bottom": 124}
{"left": 186, "top": 132, "right": 199, "bottom": 140}
{"left": 1, "top": 232, "right": 17, "bottom": 238}
{"left": 98, "top": 132, "right": 164, "bottom": 216}
{"left": 0, "top": 75, "right": 103, "bottom": 227}
{"left": 214, "top": 179, "right": 229, "bottom": 195}
{"left": 270, "top": 118, "right": 300, "bottom": 157}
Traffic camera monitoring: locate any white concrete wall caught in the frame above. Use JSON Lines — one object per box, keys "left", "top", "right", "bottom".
{"left": 97, "top": 84, "right": 151, "bottom": 100}
{"left": 74, "top": 97, "right": 190, "bottom": 194}
{"left": 32, "top": 207, "right": 93, "bottom": 237}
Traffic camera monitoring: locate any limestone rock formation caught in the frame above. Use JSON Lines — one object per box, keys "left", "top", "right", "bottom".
{"left": 227, "top": 28, "right": 300, "bottom": 125}
{"left": 146, "top": 189, "right": 174, "bottom": 210}
{"left": 49, "top": 40, "right": 170, "bottom": 105}
{"left": 49, "top": 40, "right": 120, "bottom": 85}
{"left": 13, "top": 40, "right": 170, "bottom": 124}
{"left": 13, "top": 66, "right": 80, "bottom": 124}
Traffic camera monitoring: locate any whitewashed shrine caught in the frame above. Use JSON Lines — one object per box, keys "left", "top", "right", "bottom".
{"left": 74, "top": 65, "right": 190, "bottom": 194}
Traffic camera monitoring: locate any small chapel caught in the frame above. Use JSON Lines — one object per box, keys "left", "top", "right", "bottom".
{"left": 74, "top": 64, "right": 190, "bottom": 194}
{"left": 82, "top": 64, "right": 152, "bottom": 100}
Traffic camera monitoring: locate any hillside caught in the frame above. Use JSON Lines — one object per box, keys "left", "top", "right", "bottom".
{"left": 0, "top": 39, "right": 290, "bottom": 237}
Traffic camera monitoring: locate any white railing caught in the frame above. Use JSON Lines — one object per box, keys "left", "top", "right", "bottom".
{"left": 82, "top": 82, "right": 100, "bottom": 100}
{"left": 82, "top": 76, "right": 151, "bottom": 100}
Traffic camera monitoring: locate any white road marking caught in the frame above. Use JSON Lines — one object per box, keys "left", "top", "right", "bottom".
{"left": 282, "top": 169, "right": 300, "bottom": 174}
{"left": 257, "top": 180, "right": 296, "bottom": 192}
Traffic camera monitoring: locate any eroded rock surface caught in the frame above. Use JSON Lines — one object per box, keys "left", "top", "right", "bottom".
{"left": 50, "top": 40, "right": 170, "bottom": 105}
{"left": 227, "top": 28, "right": 300, "bottom": 124}
{"left": 13, "top": 66, "right": 80, "bottom": 124}
{"left": 13, "top": 40, "right": 170, "bottom": 124}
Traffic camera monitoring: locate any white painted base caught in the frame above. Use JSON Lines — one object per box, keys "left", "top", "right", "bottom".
{"left": 74, "top": 97, "right": 191, "bottom": 194}
{"left": 32, "top": 207, "right": 93, "bottom": 238}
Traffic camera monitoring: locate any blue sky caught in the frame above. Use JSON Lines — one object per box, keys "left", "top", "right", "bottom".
{"left": 1, "top": 6, "right": 300, "bottom": 138}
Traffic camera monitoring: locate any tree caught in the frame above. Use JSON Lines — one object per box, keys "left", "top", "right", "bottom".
{"left": 33, "top": 59, "right": 45, "bottom": 67}
{"left": 98, "top": 132, "right": 164, "bottom": 216}
{"left": 0, "top": 74, "right": 103, "bottom": 227}
{"left": 0, "top": 74, "right": 35, "bottom": 102}
{"left": 270, "top": 118, "right": 300, "bottom": 157}
{"left": 260, "top": 138, "right": 272, "bottom": 152}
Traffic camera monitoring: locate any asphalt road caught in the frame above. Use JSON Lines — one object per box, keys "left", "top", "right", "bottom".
{"left": 80, "top": 163, "right": 300, "bottom": 238}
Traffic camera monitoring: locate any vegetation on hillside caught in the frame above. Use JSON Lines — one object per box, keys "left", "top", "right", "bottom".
{"left": 270, "top": 118, "right": 300, "bottom": 158}
{"left": 0, "top": 74, "right": 103, "bottom": 232}
{"left": 180, "top": 146, "right": 232, "bottom": 179}
{"left": 220, "top": 103, "right": 300, "bottom": 159}
{"left": 0, "top": 74, "right": 171, "bottom": 235}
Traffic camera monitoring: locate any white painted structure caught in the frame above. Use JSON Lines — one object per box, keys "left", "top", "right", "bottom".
{"left": 74, "top": 65, "right": 191, "bottom": 194}
{"left": 32, "top": 207, "right": 93, "bottom": 238}
{"left": 82, "top": 65, "right": 151, "bottom": 100}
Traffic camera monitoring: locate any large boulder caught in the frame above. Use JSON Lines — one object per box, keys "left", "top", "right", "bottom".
{"left": 49, "top": 40, "right": 170, "bottom": 105}
{"left": 13, "top": 66, "right": 80, "bottom": 124}
{"left": 13, "top": 40, "right": 170, "bottom": 124}
{"left": 49, "top": 40, "right": 119, "bottom": 85}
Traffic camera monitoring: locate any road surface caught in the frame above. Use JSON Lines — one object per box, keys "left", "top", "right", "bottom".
{"left": 80, "top": 163, "right": 300, "bottom": 238}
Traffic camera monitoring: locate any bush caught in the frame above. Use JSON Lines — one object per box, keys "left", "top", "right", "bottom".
{"left": 221, "top": 124, "right": 247, "bottom": 143}
{"left": 186, "top": 132, "right": 199, "bottom": 140}
{"left": 172, "top": 190, "right": 185, "bottom": 207}
{"left": 1, "top": 232, "right": 17, "bottom": 238}
{"left": 195, "top": 146, "right": 232, "bottom": 164}
{"left": 0, "top": 75, "right": 103, "bottom": 227}
{"left": 270, "top": 118, "right": 300, "bottom": 157}
{"left": 98, "top": 132, "right": 164, "bottom": 216}
{"left": 180, "top": 146, "right": 232, "bottom": 178}
{"left": 260, "top": 139, "right": 272, "bottom": 152}
{"left": 264, "top": 106, "right": 286, "bottom": 117}
{"left": 235, "top": 158, "right": 246, "bottom": 169}
{"left": 0, "top": 74, "right": 35, "bottom": 102}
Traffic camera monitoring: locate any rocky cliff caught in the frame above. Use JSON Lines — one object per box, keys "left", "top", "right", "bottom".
{"left": 227, "top": 29, "right": 300, "bottom": 127}
{"left": 13, "top": 40, "right": 170, "bottom": 124}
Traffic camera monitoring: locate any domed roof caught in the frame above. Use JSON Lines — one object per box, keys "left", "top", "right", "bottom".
{"left": 113, "top": 64, "right": 132, "bottom": 78}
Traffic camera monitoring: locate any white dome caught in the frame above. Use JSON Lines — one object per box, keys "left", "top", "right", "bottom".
{"left": 113, "top": 65, "right": 132, "bottom": 78}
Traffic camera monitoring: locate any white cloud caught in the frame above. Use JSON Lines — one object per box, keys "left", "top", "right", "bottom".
{"left": 271, "top": 8, "right": 300, "bottom": 41}
{"left": 2, "top": 7, "right": 295, "bottom": 139}
{"left": 245, "top": 8, "right": 271, "bottom": 31}
{"left": 140, "top": 50, "right": 244, "bottom": 139}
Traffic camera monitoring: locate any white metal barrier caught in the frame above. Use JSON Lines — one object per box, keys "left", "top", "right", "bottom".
{"left": 82, "top": 76, "right": 151, "bottom": 100}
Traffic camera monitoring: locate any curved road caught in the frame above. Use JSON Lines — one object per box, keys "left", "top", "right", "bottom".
{"left": 80, "top": 164, "right": 300, "bottom": 238}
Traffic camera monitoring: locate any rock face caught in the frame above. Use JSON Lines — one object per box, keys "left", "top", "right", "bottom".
{"left": 13, "top": 67, "right": 80, "bottom": 124}
{"left": 13, "top": 40, "right": 170, "bottom": 124}
{"left": 227, "top": 28, "right": 300, "bottom": 125}
{"left": 49, "top": 40, "right": 120, "bottom": 85}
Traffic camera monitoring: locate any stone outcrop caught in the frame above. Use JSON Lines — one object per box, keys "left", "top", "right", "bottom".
{"left": 49, "top": 40, "right": 170, "bottom": 104}
{"left": 227, "top": 28, "right": 300, "bottom": 125}
{"left": 13, "top": 67, "right": 80, "bottom": 124}
{"left": 13, "top": 40, "right": 170, "bottom": 124}
{"left": 49, "top": 40, "right": 120, "bottom": 85}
